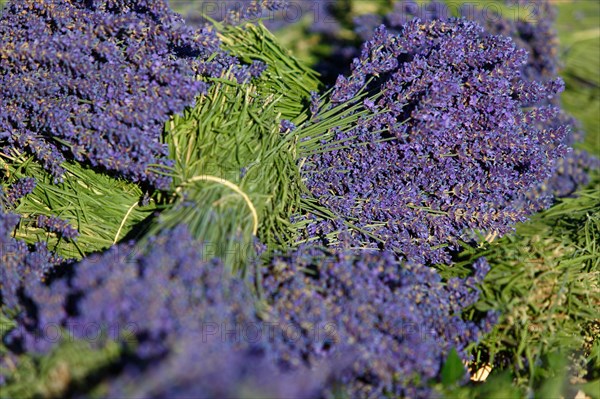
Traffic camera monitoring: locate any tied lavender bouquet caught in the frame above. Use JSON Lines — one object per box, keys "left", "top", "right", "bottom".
{"left": 0, "top": 0, "right": 274, "bottom": 260}
{"left": 300, "top": 19, "right": 569, "bottom": 264}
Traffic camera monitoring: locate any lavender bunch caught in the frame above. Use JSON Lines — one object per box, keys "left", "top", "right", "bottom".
{"left": 464, "top": 0, "right": 600, "bottom": 196}
{"left": 6, "top": 224, "right": 255, "bottom": 357}
{"left": 300, "top": 19, "right": 569, "bottom": 263}
{"left": 354, "top": 0, "right": 558, "bottom": 82}
{"left": 108, "top": 334, "right": 337, "bottom": 399}
{"left": 0, "top": 0, "right": 256, "bottom": 189}
{"left": 262, "top": 248, "right": 496, "bottom": 397}
{"left": 470, "top": 0, "right": 559, "bottom": 82}
{"left": 352, "top": 0, "right": 598, "bottom": 199}
{"left": 354, "top": 0, "right": 449, "bottom": 42}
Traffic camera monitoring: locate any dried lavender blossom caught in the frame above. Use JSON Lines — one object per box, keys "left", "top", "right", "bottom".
{"left": 0, "top": 0, "right": 259, "bottom": 189}
{"left": 302, "top": 19, "right": 568, "bottom": 263}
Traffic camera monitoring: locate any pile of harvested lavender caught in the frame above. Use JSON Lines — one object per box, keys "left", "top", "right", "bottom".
{"left": 1, "top": 1, "right": 598, "bottom": 398}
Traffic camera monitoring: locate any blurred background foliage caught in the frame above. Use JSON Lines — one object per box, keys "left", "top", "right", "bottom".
{"left": 554, "top": 0, "right": 599, "bottom": 155}
{"left": 275, "top": 0, "right": 599, "bottom": 156}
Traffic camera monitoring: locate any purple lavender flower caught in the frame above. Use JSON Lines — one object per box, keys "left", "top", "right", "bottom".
{"left": 309, "top": 90, "right": 321, "bottom": 120}
{"left": 279, "top": 119, "right": 297, "bottom": 133}
{"left": 3, "top": 177, "right": 36, "bottom": 208}
{"left": 183, "top": 1, "right": 323, "bottom": 32}
{"left": 465, "top": 0, "right": 599, "bottom": 196}
{"left": 468, "top": 0, "right": 560, "bottom": 82}
{"left": 302, "top": 19, "right": 568, "bottom": 263}
{"left": 4, "top": 224, "right": 348, "bottom": 396}
{"left": 528, "top": 112, "right": 600, "bottom": 198}
{"left": 36, "top": 215, "right": 79, "bottom": 241}
{"left": 7, "top": 225, "right": 253, "bottom": 357}
{"left": 108, "top": 334, "right": 338, "bottom": 399}
{"left": 5, "top": 221, "right": 495, "bottom": 397}
{"left": 356, "top": 0, "right": 449, "bottom": 41}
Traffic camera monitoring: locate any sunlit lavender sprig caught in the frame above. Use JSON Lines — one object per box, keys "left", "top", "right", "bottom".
{"left": 36, "top": 215, "right": 79, "bottom": 241}
{"left": 301, "top": 19, "right": 568, "bottom": 263}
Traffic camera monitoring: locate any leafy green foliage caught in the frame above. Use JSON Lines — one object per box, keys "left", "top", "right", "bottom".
{"left": 438, "top": 351, "right": 582, "bottom": 399}
{"left": 441, "top": 348, "right": 467, "bottom": 387}
{"left": 218, "top": 22, "right": 322, "bottom": 121}
{"left": 577, "top": 379, "right": 600, "bottom": 399}
{"left": 141, "top": 21, "right": 383, "bottom": 270}
{"left": 0, "top": 313, "right": 15, "bottom": 337}
{"left": 145, "top": 79, "right": 303, "bottom": 270}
